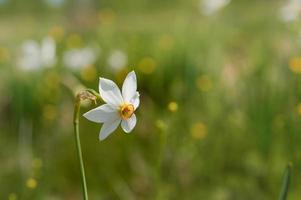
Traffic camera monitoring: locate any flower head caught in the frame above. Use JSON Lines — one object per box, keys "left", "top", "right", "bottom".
{"left": 84, "top": 71, "right": 140, "bottom": 140}
{"left": 63, "top": 47, "right": 97, "bottom": 70}
{"left": 107, "top": 49, "right": 128, "bottom": 72}
{"left": 17, "top": 37, "right": 56, "bottom": 71}
{"left": 280, "top": 0, "right": 301, "bottom": 22}
{"left": 200, "top": 0, "right": 231, "bottom": 16}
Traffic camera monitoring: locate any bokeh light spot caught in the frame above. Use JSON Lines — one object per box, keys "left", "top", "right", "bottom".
{"left": 297, "top": 103, "right": 301, "bottom": 116}
{"left": 138, "top": 57, "right": 157, "bottom": 74}
{"left": 155, "top": 119, "right": 167, "bottom": 130}
{"left": 26, "top": 178, "right": 37, "bottom": 189}
{"left": 168, "top": 101, "right": 178, "bottom": 112}
{"left": 289, "top": 57, "right": 301, "bottom": 74}
{"left": 190, "top": 122, "right": 207, "bottom": 140}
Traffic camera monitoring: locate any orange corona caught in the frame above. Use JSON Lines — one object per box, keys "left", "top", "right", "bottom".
{"left": 120, "top": 104, "right": 134, "bottom": 120}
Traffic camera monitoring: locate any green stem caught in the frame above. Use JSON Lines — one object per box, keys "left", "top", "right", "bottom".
{"left": 73, "top": 96, "right": 89, "bottom": 200}
{"left": 278, "top": 164, "right": 292, "bottom": 200}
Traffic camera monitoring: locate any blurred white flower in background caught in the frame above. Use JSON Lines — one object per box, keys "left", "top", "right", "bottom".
{"left": 200, "top": 0, "right": 231, "bottom": 16}
{"left": 63, "top": 47, "right": 97, "bottom": 70}
{"left": 17, "top": 37, "right": 56, "bottom": 71}
{"left": 107, "top": 50, "right": 128, "bottom": 72}
{"left": 84, "top": 71, "right": 140, "bottom": 140}
{"left": 280, "top": 0, "right": 301, "bottom": 22}
{"left": 41, "top": 37, "right": 56, "bottom": 67}
{"left": 44, "top": 0, "right": 65, "bottom": 8}
{"left": 0, "top": 0, "right": 8, "bottom": 6}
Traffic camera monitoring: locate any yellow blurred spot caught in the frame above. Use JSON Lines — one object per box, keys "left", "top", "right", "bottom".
{"left": 196, "top": 75, "right": 212, "bottom": 92}
{"left": 80, "top": 65, "right": 97, "bottom": 82}
{"left": 43, "top": 104, "right": 57, "bottom": 121}
{"left": 66, "top": 34, "right": 82, "bottom": 49}
{"left": 8, "top": 193, "right": 17, "bottom": 200}
{"left": 98, "top": 9, "right": 116, "bottom": 25}
{"left": 26, "top": 178, "right": 37, "bottom": 189}
{"left": 168, "top": 101, "right": 178, "bottom": 112}
{"left": 0, "top": 47, "right": 10, "bottom": 63}
{"left": 49, "top": 25, "right": 65, "bottom": 41}
{"left": 45, "top": 72, "right": 60, "bottom": 89}
{"left": 155, "top": 119, "right": 167, "bottom": 130}
{"left": 32, "top": 158, "right": 43, "bottom": 169}
{"left": 297, "top": 103, "right": 301, "bottom": 116}
{"left": 138, "top": 57, "right": 157, "bottom": 74}
{"left": 191, "top": 122, "right": 207, "bottom": 140}
{"left": 289, "top": 57, "right": 301, "bottom": 74}
{"left": 158, "top": 35, "right": 174, "bottom": 50}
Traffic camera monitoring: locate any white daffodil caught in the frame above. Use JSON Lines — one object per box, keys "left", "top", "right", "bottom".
{"left": 107, "top": 50, "right": 128, "bottom": 72}
{"left": 200, "top": 0, "right": 231, "bottom": 16}
{"left": 17, "top": 37, "right": 56, "bottom": 71}
{"left": 83, "top": 71, "right": 140, "bottom": 140}
{"left": 63, "top": 47, "right": 97, "bottom": 70}
{"left": 280, "top": 0, "right": 301, "bottom": 22}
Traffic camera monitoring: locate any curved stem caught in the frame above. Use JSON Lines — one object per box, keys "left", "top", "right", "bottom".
{"left": 73, "top": 97, "right": 89, "bottom": 200}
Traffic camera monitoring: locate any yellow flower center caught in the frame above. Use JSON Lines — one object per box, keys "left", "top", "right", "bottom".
{"left": 120, "top": 104, "right": 134, "bottom": 120}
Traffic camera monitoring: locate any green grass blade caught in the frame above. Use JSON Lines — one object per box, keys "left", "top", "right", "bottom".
{"left": 278, "top": 164, "right": 292, "bottom": 200}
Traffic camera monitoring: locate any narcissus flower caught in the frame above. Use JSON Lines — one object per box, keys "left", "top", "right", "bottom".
{"left": 17, "top": 37, "right": 56, "bottom": 71}
{"left": 63, "top": 47, "right": 97, "bottom": 70}
{"left": 107, "top": 49, "right": 128, "bottom": 72}
{"left": 200, "top": 0, "right": 231, "bottom": 16}
{"left": 84, "top": 71, "right": 140, "bottom": 140}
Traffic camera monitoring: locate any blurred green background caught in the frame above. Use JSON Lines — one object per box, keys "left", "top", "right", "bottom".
{"left": 1, "top": 0, "right": 301, "bottom": 199}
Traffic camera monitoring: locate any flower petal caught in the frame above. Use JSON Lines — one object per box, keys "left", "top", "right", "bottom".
{"left": 99, "top": 118, "right": 121, "bottom": 141}
{"left": 99, "top": 78, "right": 123, "bottom": 107}
{"left": 130, "top": 92, "right": 140, "bottom": 110}
{"left": 83, "top": 104, "right": 118, "bottom": 123}
{"left": 121, "top": 114, "right": 137, "bottom": 133}
{"left": 122, "top": 71, "right": 137, "bottom": 103}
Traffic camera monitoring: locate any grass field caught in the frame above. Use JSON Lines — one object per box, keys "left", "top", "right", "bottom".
{"left": 1, "top": 0, "right": 301, "bottom": 199}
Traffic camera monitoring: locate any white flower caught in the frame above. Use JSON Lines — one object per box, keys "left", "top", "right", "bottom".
{"left": 0, "top": 0, "right": 8, "bottom": 5}
{"left": 107, "top": 50, "right": 128, "bottom": 72}
{"left": 44, "top": 0, "right": 65, "bottom": 8}
{"left": 83, "top": 71, "right": 140, "bottom": 140}
{"left": 200, "top": 0, "right": 231, "bottom": 16}
{"left": 41, "top": 37, "right": 56, "bottom": 66}
{"left": 63, "top": 47, "right": 97, "bottom": 70}
{"left": 17, "top": 37, "right": 56, "bottom": 71}
{"left": 280, "top": 0, "right": 301, "bottom": 22}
